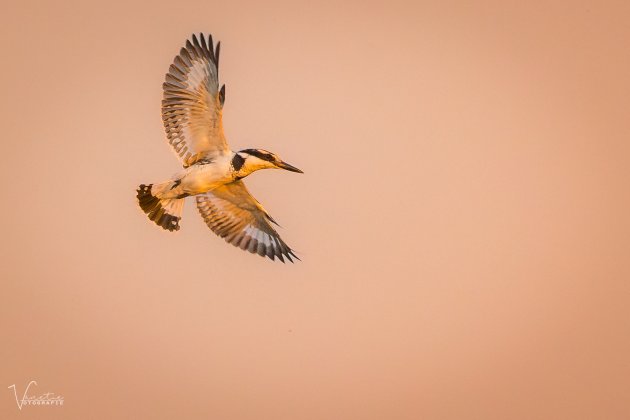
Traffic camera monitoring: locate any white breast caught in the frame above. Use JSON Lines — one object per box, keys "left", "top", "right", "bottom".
{"left": 180, "top": 154, "right": 234, "bottom": 195}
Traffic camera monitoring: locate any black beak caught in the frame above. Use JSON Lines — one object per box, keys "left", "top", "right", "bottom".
{"left": 276, "top": 161, "right": 303, "bottom": 173}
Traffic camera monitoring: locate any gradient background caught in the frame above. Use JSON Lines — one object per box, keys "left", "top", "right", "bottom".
{"left": 1, "top": 0, "right": 629, "bottom": 419}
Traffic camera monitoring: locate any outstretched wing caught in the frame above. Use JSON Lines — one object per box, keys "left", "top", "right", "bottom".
{"left": 196, "top": 181, "right": 300, "bottom": 262}
{"left": 162, "top": 33, "right": 228, "bottom": 167}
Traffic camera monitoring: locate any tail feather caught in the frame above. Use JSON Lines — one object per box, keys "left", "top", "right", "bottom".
{"left": 137, "top": 183, "right": 184, "bottom": 231}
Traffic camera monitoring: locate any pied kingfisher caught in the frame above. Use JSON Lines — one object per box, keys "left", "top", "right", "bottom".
{"left": 137, "top": 33, "right": 303, "bottom": 263}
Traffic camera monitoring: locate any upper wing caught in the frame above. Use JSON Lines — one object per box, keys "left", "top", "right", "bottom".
{"left": 196, "top": 181, "right": 300, "bottom": 262}
{"left": 162, "top": 33, "right": 229, "bottom": 167}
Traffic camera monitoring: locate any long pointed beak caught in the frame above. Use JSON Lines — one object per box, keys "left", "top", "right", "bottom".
{"left": 276, "top": 161, "right": 303, "bottom": 173}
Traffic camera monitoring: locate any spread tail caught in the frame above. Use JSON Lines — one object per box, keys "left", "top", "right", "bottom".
{"left": 137, "top": 183, "right": 185, "bottom": 231}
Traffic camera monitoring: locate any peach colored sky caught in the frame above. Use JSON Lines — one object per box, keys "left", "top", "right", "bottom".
{"left": 1, "top": 1, "right": 629, "bottom": 419}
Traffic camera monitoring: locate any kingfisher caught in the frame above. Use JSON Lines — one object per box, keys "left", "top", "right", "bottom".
{"left": 137, "top": 33, "right": 303, "bottom": 262}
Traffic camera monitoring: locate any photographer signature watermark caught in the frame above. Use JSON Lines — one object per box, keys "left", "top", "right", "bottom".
{"left": 7, "top": 380, "right": 64, "bottom": 410}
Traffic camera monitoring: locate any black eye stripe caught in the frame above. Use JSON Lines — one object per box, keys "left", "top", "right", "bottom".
{"left": 241, "top": 149, "right": 274, "bottom": 161}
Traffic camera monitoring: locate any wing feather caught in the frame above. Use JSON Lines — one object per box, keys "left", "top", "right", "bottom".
{"left": 162, "top": 33, "right": 228, "bottom": 167}
{"left": 196, "top": 181, "right": 300, "bottom": 262}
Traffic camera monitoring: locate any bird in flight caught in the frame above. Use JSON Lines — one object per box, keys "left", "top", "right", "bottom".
{"left": 137, "top": 33, "right": 303, "bottom": 262}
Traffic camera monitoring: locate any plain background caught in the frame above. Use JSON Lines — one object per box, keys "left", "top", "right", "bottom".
{"left": 1, "top": 0, "right": 629, "bottom": 419}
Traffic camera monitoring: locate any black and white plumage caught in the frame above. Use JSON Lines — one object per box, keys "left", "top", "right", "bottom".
{"left": 137, "top": 33, "right": 303, "bottom": 263}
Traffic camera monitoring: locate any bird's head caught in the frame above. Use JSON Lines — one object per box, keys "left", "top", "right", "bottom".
{"left": 235, "top": 149, "right": 303, "bottom": 176}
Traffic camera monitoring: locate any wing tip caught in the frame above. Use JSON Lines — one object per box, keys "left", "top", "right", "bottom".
{"left": 187, "top": 32, "right": 219, "bottom": 66}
